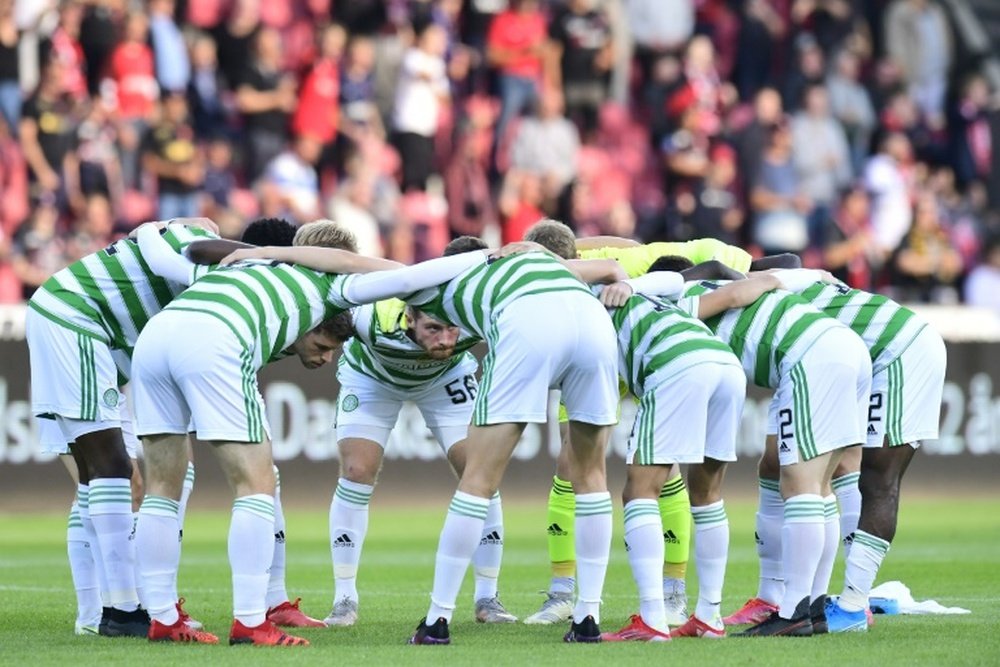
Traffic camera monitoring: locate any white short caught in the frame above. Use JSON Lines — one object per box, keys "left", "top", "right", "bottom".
{"left": 866, "top": 326, "right": 946, "bottom": 448}
{"left": 38, "top": 394, "right": 142, "bottom": 458}
{"left": 27, "top": 308, "right": 123, "bottom": 423}
{"left": 335, "top": 359, "right": 477, "bottom": 452}
{"left": 627, "top": 362, "right": 746, "bottom": 465}
{"left": 768, "top": 327, "right": 872, "bottom": 466}
{"left": 132, "top": 310, "right": 270, "bottom": 443}
{"left": 473, "top": 291, "right": 618, "bottom": 426}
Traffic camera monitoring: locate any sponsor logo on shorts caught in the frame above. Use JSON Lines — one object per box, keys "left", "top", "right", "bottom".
{"left": 103, "top": 388, "right": 119, "bottom": 408}
{"left": 867, "top": 424, "right": 878, "bottom": 436}
{"left": 341, "top": 394, "right": 359, "bottom": 412}
{"left": 779, "top": 441, "right": 791, "bottom": 453}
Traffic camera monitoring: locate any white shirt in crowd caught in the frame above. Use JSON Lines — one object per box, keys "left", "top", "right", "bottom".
{"left": 864, "top": 154, "right": 912, "bottom": 253}
{"left": 392, "top": 48, "right": 449, "bottom": 138}
{"left": 263, "top": 150, "right": 319, "bottom": 218}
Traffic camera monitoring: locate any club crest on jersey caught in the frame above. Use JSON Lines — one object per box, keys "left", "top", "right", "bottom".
{"left": 103, "top": 388, "right": 120, "bottom": 408}
{"left": 341, "top": 394, "right": 360, "bottom": 412}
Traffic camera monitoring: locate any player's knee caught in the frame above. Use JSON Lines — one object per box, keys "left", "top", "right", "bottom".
{"left": 341, "top": 459, "right": 379, "bottom": 486}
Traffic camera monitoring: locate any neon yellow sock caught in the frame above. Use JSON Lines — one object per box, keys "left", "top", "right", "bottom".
{"left": 547, "top": 476, "right": 576, "bottom": 577}
{"left": 659, "top": 474, "right": 691, "bottom": 579}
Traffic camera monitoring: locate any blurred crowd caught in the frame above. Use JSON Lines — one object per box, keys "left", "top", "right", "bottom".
{"left": 0, "top": 0, "right": 998, "bottom": 307}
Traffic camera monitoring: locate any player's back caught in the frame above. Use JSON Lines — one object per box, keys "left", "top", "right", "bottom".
{"left": 28, "top": 226, "right": 217, "bottom": 354}
{"left": 164, "top": 260, "right": 351, "bottom": 368}
{"left": 678, "top": 280, "right": 847, "bottom": 388}
{"left": 796, "top": 282, "right": 927, "bottom": 372}
{"left": 342, "top": 300, "right": 480, "bottom": 389}
{"left": 580, "top": 239, "right": 752, "bottom": 278}
{"left": 412, "top": 251, "right": 590, "bottom": 339}
{"left": 605, "top": 290, "right": 739, "bottom": 397}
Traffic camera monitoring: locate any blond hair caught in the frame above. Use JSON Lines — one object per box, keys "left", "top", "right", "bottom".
{"left": 523, "top": 218, "right": 576, "bottom": 260}
{"left": 293, "top": 219, "right": 358, "bottom": 251}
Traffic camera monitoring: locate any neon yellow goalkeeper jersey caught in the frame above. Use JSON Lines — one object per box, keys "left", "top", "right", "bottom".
{"left": 579, "top": 239, "right": 752, "bottom": 278}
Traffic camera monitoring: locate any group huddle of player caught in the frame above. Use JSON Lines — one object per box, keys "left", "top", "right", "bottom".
{"left": 27, "top": 215, "right": 945, "bottom": 646}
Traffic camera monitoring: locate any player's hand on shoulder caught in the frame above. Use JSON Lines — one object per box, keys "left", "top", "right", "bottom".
{"left": 167, "top": 217, "right": 220, "bottom": 235}
{"left": 220, "top": 247, "right": 269, "bottom": 266}
{"left": 489, "top": 241, "right": 547, "bottom": 261}
{"left": 599, "top": 281, "right": 633, "bottom": 308}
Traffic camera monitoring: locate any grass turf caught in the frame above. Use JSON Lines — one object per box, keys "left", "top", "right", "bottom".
{"left": 1, "top": 496, "right": 998, "bottom": 666}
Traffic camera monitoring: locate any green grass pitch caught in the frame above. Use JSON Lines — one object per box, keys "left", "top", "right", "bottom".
{"left": 2, "top": 496, "right": 998, "bottom": 666}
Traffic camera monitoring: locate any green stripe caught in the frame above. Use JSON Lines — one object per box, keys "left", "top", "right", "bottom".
{"left": 122, "top": 239, "right": 175, "bottom": 308}
{"left": 163, "top": 306, "right": 249, "bottom": 350}
{"left": 832, "top": 472, "right": 861, "bottom": 490}
{"left": 67, "top": 262, "right": 128, "bottom": 347}
{"left": 692, "top": 509, "right": 727, "bottom": 525}
{"left": 769, "top": 312, "right": 829, "bottom": 385}
{"left": 869, "top": 308, "right": 915, "bottom": 360}
{"left": 853, "top": 530, "right": 890, "bottom": 553}
{"left": 335, "top": 485, "right": 372, "bottom": 505}
{"left": 758, "top": 477, "right": 780, "bottom": 492}
{"left": 792, "top": 364, "right": 817, "bottom": 460}
{"left": 271, "top": 269, "right": 314, "bottom": 346}
{"left": 28, "top": 298, "right": 109, "bottom": 341}
{"left": 96, "top": 249, "right": 150, "bottom": 336}
{"left": 660, "top": 476, "right": 686, "bottom": 497}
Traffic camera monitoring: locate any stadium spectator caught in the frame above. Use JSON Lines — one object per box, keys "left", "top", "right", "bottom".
{"left": 78, "top": 0, "right": 120, "bottom": 97}
{"left": 0, "top": 0, "right": 19, "bottom": 130}
{"left": 9, "top": 195, "right": 65, "bottom": 300}
{"left": 236, "top": 27, "right": 297, "bottom": 182}
{"left": 42, "top": 0, "right": 87, "bottom": 102}
{"left": 545, "top": 0, "right": 614, "bottom": 136}
{"left": 951, "top": 73, "right": 995, "bottom": 190}
{"left": 750, "top": 119, "right": 812, "bottom": 254}
{"left": 626, "top": 0, "right": 695, "bottom": 86}
{"left": 509, "top": 86, "right": 579, "bottom": 217}
{"left": 783, "top": 32, "right": 827, "bottom": 114}
{"left": 187, "top": 31, "right": 231, "bottom": 141}
{"left": 327, "top": 175, "right": 384, "bottom": 258}
{"left": 392, "top": 22, "right": 450, "bottom": 193}
{"left": 733, "top": 0, "right": 786, "bottom": 101}
{"left": 791, "top": 83, "right": 852, "bottom": 244}
{"left": 445, "top": 123, "right": 496, "bottom": 240}
{"left": 75, "top": 99, "right": 121, "bottom": 205}
{"left": 734, "top": 87, "right": 784, "bottom": 209}
{"left": 687, "top": 142, "right": 744, "bottom": 245}
{"left": 0, "top": 114, "right": 27, "bottom": 234}
{"left": 487, "top": 0, "right": 547, "bottom": 158}
{"left": 890, "top": 191, "right": 964, "bottom": 302}
{"left": 148, "top": 0, "right": 191, "bottom": 95}
{"left": 826, "top": 48, "right": 877, "bottom": 174}
{"left": 291, "top": 23, "right": 346, "bottom": 147}
{"left": 885, "top": 0, "right": 952, "bottom": 126}
{"left": 201, "top": 135, "right": 237, "bottom": 218}
{"left": 258, "top": 134, "right": 322, "bottom": 223}
{"left": 821, "top": 184, "right": 882, "bottom": 289}
{"left": 19, "top": 58, "right": 78, "bottom": 203}
{"left": 212, "top": 0, "right": 261, "bottom": 88}
{"left": 964, "top": 235, "right": 1000, "bottom": 313}
{"left": 339, "top": 34, "right": 382, "bottom": 143}
{"left": 499, "top": 169, "right": 545, "bottom": 244}
{"left": 660, "top": 87, "right": 712, "bottom": 236}
{"left": 864, "top": 131, "right": 915, "bottom": 256}
{"left": 106, "top": 11, "right": 157, "bottom": 189}
{"left": 790, "top": 0, "right": 859, "bottom": 57}
{"left": 142, "top": 92, "right": 204, "bottom": 220}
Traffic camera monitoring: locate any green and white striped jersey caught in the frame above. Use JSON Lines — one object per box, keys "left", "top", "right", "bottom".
{"left": 676, "top": 280, "right": 845, "bottom": 388}
{"left": 796, "top": 282, "right": 926, "bottom": 373}
{"left": 163, "top": 260, "right": 358, "bottom": 370}
{"left": 341, "top": 299, "right": 481, "bottom": 389}
{"left": 604, "top": 289, "right": 740, "bottom": 397}
{"left": 406, "top": 251, "right": 591, "bottom": 338}
{"left": 28, "top": 226, "right": 217, "bottom": 359}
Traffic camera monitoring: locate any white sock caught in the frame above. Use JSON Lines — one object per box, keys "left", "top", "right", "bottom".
{"left": 623, "top": 499, "right": 667, "bottom": 632}
{"left": 832, "top": 472, "right": 861, "bottom": 554}
{"left": 573, "top": 492, "right": 613, "bottom": 625}
{"left": 89, "top": 478, "right": 139, "bottom": 611}
{"left": 755, "top": 479, "right": 784, "bottom": 605}
{"left": 131, "top": 512, "right": 143, "bottom": 606}
{"left": 230, "top": 494, "right": 276, "bottom": 627}
{"left": 77, "top": 485, "right": 110, "bottom": 606}
{"left": 692, "top": 501, "right": 728, "bottom": 627}
{"left": 426, "top": 491, "right": 489, "bottom": 623}
{"left": 812, "top": 496, "right": 840, "bottom": 601}
{"left": 839, "top": 529, "right": 890, "bottom": 612}
{"left": 779, "top": 494, "right": 825, "bottom": 619}
{"left": 473, "top": 492, "right": 503, "bottom": 602}
{"left": 266, "top": 467, "right": 288, "bottom": 610}
{"left": 330, "top": 478, "right": 373, "bottom": 604}
{"left": 136, "top": 496, "right": 181, "bottom": 625}
{"left": 172, "top": 462, "right": 195, "bottom": 602}
{"left": 67, "top": 502, "right": 101, "bottom": 626}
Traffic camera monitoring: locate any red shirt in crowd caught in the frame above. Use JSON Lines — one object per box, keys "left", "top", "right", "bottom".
{"left": 487, "top": 9, "right": 547, "bottom": 79}
{"left": 291, "top": 58, "right": 340, "bottom": 143}
{"left": 50, "top": 28, "right": 87, "bottom": 101}
{"left": 502, "top": 203, "right": 544, "bottom": 244}
{"left": 108, "top": 42, "right": 157, "bottom": 120}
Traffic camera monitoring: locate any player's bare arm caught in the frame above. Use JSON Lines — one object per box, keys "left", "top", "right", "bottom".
{"left": 695, "top": 274, "right": 782, "bottom": 319}
{"left": 220, "top": 245, "right": 404, "bottom": 273}
{"left": 750, "top": 253, "right": 802, "bottom": 270}
{"left": 566, "top": 258, "right": 628, "bottom": 284}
